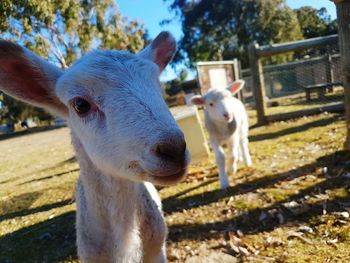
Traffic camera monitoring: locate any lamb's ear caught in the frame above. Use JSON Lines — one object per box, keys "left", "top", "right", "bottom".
{"left": 227, "top": 80, "right": 245, "bottom": 95}
{"left": 0, "top": 40, "right": 68, "bottom": 118}
{"left": 138, "top": 31, "right": 177, "bottom": 72}
{"left": 190, "top": 95, "right": 205, "bottom": 106}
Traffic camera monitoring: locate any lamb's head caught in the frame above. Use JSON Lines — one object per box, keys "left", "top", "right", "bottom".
{"left": 0, "top": 32, "right": 190, "bottom": 186}
{"left": 191, "top": 80, "right": 245, "bottom": 123}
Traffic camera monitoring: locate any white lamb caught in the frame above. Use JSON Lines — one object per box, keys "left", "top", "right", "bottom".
{"left": 191, "top": 80, "right": 252, "bottom": 189}
{"left": 0, "top": 32, "right": 190, "bottom": 262}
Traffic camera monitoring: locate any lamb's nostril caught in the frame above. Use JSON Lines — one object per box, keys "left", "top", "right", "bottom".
{"left": 223, "top": 113, "right": 230, "bottom": 119}
{"left": 155, "top": 141, "right": 186, "bottom": 162}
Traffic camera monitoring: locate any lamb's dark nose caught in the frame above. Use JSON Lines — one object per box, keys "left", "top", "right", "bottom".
{"left": 154, "top": 133, "right": 187, "bottom": 164}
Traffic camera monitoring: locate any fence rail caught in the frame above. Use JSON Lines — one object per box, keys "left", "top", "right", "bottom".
{"left": 248, "top": 34, "right": 342, "bottom": 125}
{"left": 256, "top": 35, "right": 338, "bottom": 57}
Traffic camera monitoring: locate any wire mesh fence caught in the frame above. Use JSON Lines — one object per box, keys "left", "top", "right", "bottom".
{"left": 242, "top": 41, "right": 343, "bottom": 120}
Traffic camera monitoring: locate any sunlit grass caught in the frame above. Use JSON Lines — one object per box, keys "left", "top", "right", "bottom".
{"left": 0, "top": 112, "right": 350, "bottom": 262}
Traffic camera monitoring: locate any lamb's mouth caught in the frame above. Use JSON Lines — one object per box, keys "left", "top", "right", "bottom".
{"left": 128, "top": 161, "right": 187, "bottom": 186}
{"left": 147, "top": 167, "right": 187, "bottom": 185}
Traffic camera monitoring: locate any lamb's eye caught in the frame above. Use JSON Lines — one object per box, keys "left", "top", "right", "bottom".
{"left": 72, "top": 98, "right": 91, "bottom": 115}
{"left": 209, "top": 102, "right": 214, "bottom": 107}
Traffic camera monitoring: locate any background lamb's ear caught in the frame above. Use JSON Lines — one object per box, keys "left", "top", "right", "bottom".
{"left": 138, "top": 31, "right": 177, "bottom": 72}
{"left": 190, "top": 95, "right": 205, "bottom": 106}
{"left": 227, "top": 80, "right": 245, "bottom": 95}
{"left": 0, "top": 40, "right": 68, "bottom": 118}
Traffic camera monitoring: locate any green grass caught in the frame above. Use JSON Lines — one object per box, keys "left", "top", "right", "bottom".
{"left": 1, "top": 112, "right": 350, "bottom": 262}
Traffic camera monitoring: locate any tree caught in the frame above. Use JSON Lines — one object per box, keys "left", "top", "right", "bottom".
{"left": 0, "top": 0, "right": 146, "bottom": 68}
{"left": 164, "top": 68, "right": 188, "bottom": 96}
{"left": 295, "top": 6, "right": 337, "bottom": 39}
{"left": 164, "top": 0, "right": 303, "bottom": 68}
{"left": 0, "top": 0, "right": 147, "bottom": 124}
{"left": 0, "top": 93, "right": 52, "bottom": 125}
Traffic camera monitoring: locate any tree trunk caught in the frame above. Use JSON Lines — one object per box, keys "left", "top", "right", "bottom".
{"left": 333, "top": 0, "right": 350, "bottom": 150}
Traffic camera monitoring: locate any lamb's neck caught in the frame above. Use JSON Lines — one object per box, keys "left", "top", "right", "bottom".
{"left": 72, "top": 132, "right": 141, "bottom": 252}
{"left": 73, "top": 134, "right": 139, "bottom": 207}
{"left": 79, "top": 160, "right": 140, "bottom": 218}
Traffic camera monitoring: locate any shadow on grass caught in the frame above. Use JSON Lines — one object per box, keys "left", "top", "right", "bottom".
{"left": 249, "top": 114, "right": 342, "bottom": 142}
{"left": 63, "top": 156, "right": 77, "bottom": 164}
{"left": 0, "top": 156, "right": 77, "bottom": 185}
{"left": 168, "top": 194, "right": 349, "bottom": 243}
{"left": 0, "top": 199, "right": 73, "bottom": 222}
{"left": 294, "top": 94, "right": 344, "bottom": 106}
{"left": 163, "top": 164, "right": 307, "bottom": 214}
{"left": 165, "top": 178, "right": 218, "bottom": 201}
{"left": 31, "top": 156, "right": 78, "bottom": 176}
{"left": 19, "top": 168, "right": 80, "bottom": 185}
{"left": 165, "top": 150, "right": 350, "bottom": 242}
{"left": 0, "top": 211, "right": 77, "bottom": 263}
{"left": 0, "top": 192, "right": 42, "bottom": 219}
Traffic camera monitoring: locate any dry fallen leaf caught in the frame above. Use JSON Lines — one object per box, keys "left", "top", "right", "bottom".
{"left": 287, "top": 231, "right": 313, "bottom": 245}
{"left": 298, "top": 225, "right": 313, "bottom": 233}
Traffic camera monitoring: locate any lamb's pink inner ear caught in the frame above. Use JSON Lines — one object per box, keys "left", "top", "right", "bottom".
{"left": 0, "top": 41, "right": 67, "bottom": 117}
{"left": 138, "top": 31, "right": 177, "bottom": 72}
{"left": 190, "top": 96, "right": 205, "bottom": 105}
{"left": 1, "top": 58, "right": 51, "bottom": 103}
{"left": 228, "top": 80, "right": 245, "bottom": 94}
{"left": 152, "top": 32, "right": 177, "bottom": 71}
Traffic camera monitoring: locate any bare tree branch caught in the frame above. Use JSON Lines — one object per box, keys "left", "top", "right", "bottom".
{"left": 38, "top": 33, "right": 68, "bottom": 69}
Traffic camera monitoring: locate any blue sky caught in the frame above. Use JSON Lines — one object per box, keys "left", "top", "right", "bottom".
{"left": 117, "top": 0, "right": 337, "bottom": 81}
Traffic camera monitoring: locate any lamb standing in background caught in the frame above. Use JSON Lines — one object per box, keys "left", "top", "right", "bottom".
{"left": 0, "top": 32, "right": 190, "bottom": 263}
{"left": 191, "top": 81, "right": 252, "bottom": 189}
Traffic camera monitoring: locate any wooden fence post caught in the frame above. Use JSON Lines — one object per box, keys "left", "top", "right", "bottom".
{"left": 325, "top": 52, "right": 335, "bottom": 91}
{"left": 332, "top": 0, "right": 350, "bottom": 150}
{"left": 248, "top": 43, "right": 267, "bottom": 125}
{"left": 233, "top": 58, "right": 244, "bottom": 102}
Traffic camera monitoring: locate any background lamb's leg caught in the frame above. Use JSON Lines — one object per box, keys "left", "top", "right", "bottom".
{"left": 240, "top": 137, "right": 252, "bottom": 167}
{"left": 231, "top": 134, "right": 240, "bottom": 175}
{"left": 211, "top": 140, "right": 229, "bottom": 189}
{"left": 227, "top": 139, "right": 233, "bottom": 175}
{"left": 238, "top": 143, "right": 243, "bottom": 162}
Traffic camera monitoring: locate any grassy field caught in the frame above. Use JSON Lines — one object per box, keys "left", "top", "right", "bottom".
{"left": 0, "top": 111, "right": 350, "bottom": 262}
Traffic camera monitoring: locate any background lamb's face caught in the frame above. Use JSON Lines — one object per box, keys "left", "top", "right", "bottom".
{"left": 203, "top": 89, "right": 236, "bottom": 123}
{"left": 190, "top": 81, "right": 245, "bottom": 123}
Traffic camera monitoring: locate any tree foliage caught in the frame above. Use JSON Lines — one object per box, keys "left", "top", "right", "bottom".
{"left": 0, "top": 0, "right": 146, "bottom": 68}
{"left": 0, "top": 0, "right": 147, "bottom": 124}
{"left": 295, "top": 6, "right": 337, "bottom": 39}
{"left": 165, "top": 0, "right": 303, "bottom": 68}
{"left": 164, "top": 68, "right": 188, "bottom": 96}
{"left": 0, "top": 94, "right": 52, "bottom": 125}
